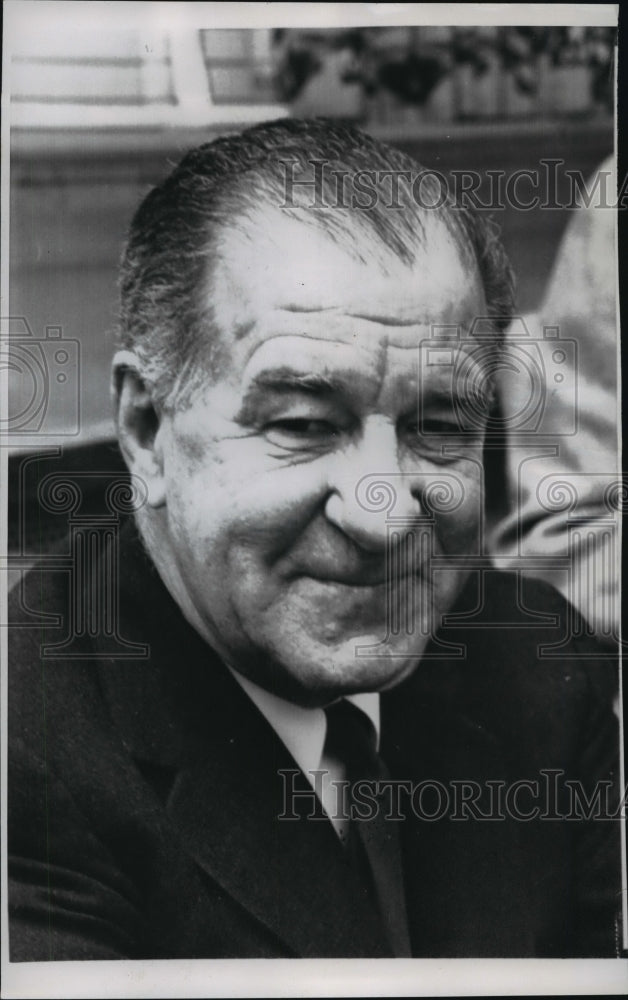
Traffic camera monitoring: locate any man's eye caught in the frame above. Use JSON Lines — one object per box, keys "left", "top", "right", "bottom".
{"left": 419, "top": 417, "right": 461, "bottom": 435}
{"left": 264, "top": 418, "right": 338, "bottom": 448}
{"left": 404, "top": 417, "right": 460, "bottom": 436}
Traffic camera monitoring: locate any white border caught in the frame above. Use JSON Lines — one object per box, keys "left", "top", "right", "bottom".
{"left": 3, "top": 957, "right": 628, "bottom": 999}
{"left": 3, "top": 1, "right": 620, "bottom": 32}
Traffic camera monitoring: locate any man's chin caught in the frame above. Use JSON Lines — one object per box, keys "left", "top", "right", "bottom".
{"left": 255, "top": 630, "right": 427, "bottom": 707}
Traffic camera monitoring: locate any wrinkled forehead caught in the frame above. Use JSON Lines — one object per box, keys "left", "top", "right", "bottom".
{"left": 208, "top": 204, "right": 484, "bottom": 345}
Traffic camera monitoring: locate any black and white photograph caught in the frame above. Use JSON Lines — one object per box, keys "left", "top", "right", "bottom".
{"left": 2, "top": 2, "right": 625, "bottom": 997}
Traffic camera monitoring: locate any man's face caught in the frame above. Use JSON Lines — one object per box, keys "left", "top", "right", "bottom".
{"left": 154, "top": 209, "right": 488, "bottom": 706}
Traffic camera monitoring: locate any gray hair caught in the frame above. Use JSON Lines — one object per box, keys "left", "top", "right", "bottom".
{"left": 118, "top": 117, "right": 515, "bottom": 410}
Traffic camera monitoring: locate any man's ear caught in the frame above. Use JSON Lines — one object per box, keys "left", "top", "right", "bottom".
{"left": 111, "top": 350, "right": 167, "bottom": 508}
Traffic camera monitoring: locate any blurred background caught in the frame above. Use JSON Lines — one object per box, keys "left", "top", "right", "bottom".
{"left": 9, "top": 22, "right": 615, "bottom": 445}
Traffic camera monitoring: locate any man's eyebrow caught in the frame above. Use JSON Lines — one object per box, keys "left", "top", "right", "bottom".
{"left": 247, "top": 368, "right": 347, "bottom": 394}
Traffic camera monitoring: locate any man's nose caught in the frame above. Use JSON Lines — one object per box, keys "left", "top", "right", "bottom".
{"left": 324, "top": 420, "right": 424, "bottom": 552}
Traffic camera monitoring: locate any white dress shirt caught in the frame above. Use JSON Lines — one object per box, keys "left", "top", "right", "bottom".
{"left": 228, "top": 667, "right": 380, "bottom": 844}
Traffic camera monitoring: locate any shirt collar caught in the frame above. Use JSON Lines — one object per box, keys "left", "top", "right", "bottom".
{"left": 227, "top": 667, "right": 380, "bottom": 779}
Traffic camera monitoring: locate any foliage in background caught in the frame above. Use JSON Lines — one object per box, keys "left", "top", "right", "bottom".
{"left": 272, "top": 26, "right": 616, "bottom": 113}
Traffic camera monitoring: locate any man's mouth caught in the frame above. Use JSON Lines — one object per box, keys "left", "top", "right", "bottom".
{"left": 306, "top": 574, "right": 389, "bottom": 588}
{"left": 298, "top": 566, "right": 427, "bottom": 588}
{"left": 289, "top": 543, "right": 431, "bottom": 589}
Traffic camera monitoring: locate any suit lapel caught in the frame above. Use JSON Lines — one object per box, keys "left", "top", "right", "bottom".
{"left": 165, "top": 684, "right": 392, "bottom": 957}
{"left": 380, "top": 637, "right": 536, "bottom": 956}
{"left": 97, "top": 519, "right": 392, "bottom": 957}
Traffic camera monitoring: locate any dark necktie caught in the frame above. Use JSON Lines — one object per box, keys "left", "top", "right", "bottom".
{"left": 324, "top": 699, "right": 411, "bottom": 957}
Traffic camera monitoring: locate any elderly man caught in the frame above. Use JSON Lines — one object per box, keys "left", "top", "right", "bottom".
{"left": 9, "top": 119, "right": 621, "bottom": 959}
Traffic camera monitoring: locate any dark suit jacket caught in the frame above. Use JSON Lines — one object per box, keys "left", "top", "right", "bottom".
{"left": 8, "top": 519, "right": 622, "bottom": 960}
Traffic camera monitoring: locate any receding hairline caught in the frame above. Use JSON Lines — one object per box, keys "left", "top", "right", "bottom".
{"left": 196, "top": 200, "right": 486, "bottom": 388}
{"left": 117, "top": 118, "right": 514, "bottom": 409}
{"left": 202, "top": 192, "right": 483, "bottom": 322}
{"left": 211, "top": 152, "right": 479, "bottom": 265}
